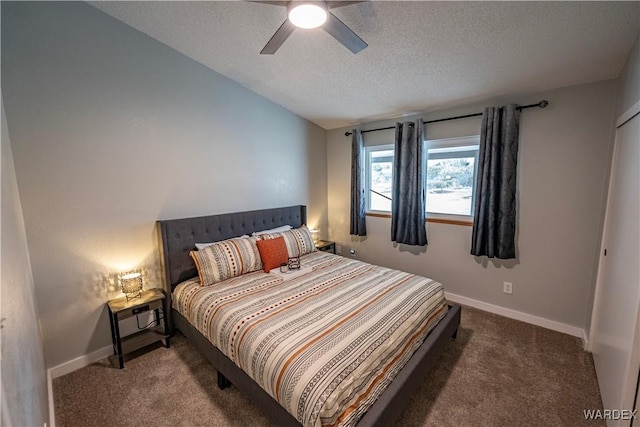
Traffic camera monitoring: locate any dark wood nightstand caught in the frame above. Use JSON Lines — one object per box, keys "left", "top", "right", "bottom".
{"left": 316, "top": 240, "right": 336, "bottom": 254}
{"left": 107, "top": 288, "right": 170, "bottom": 369}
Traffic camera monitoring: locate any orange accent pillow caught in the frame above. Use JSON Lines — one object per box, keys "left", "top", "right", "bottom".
{"left": 256, "top": 236, "right": 289, "bottom": 273}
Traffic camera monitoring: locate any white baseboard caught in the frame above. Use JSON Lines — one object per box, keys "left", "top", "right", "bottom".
{"left": 46, "top": 345, "right": 113, "bottom": 426}
{"left": 445, "top": 292, "right": 587, "bottom": 346}
{"left": 581, "top": 329, "right": 590, "bottom": 352}
{"left": 48, "top": 345, "right": 112, "bottom": 380}
{"left": 45, "top": 293, "right": 590, "bottom": 402}
{"left": 46, "top": 369, "right": 55, "bottom": 427}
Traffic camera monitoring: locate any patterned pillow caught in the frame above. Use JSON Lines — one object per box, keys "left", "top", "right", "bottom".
{"left": 259, "top": 226, "right": 316, "bottom": 258}
{"left": 256, "top": 236, "right": 289, "bottom": 273}
{"left": 190, "top": 236, "right": 262, "bottom": 286}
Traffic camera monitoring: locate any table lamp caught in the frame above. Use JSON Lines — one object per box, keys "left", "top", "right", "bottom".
{"left": 120, "top": 271, "right": 143, "bottom": 301}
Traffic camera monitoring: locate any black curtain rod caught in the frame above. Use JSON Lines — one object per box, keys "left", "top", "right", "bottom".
{"left": 344, "top": 100, "right": 549, "bottom": 137}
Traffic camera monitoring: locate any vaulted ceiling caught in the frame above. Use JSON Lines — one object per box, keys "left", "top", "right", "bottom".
{"left": 91, "top": 1, "right": 640, "bottom": 129}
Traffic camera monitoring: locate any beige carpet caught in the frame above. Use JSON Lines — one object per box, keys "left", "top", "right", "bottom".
{"left": 53, "top": 306, "right": 604, "bottom": 427}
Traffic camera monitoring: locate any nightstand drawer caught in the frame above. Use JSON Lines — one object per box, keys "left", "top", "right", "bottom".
{"left": 117, "top": 299, "right": 163, "bottom": 321}
{"left": 132, "top": 305, "right": 150, "bottom": 315}
{"left": 315, "top": 240, "right": 336, "bottom": 254}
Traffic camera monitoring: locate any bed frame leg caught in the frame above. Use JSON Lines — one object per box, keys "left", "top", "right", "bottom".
{"left": 452, "top": 328, "right": 459, "bottom": 339}
{"left": 217, "top": 371, "right": 232, "bottom": 390}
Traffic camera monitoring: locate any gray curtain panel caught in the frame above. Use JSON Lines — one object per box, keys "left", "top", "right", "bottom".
{"left": 350, "top": 129, "right": 367, "bottom": 236}
{"left": 391, "top": 120, "right": 427, "bottom": 246}
{"left": 471, "top": 104, "right": 521, "bottom": 259}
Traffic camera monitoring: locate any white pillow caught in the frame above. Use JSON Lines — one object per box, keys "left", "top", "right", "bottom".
{"left": 195, "top": 235, "right": 249, "bottom": 250}
{"left": 251, "top": 225, "right": 293, "bottom": 236}
{"left": 195, "top": 242, "right": 214, "bottom": 250}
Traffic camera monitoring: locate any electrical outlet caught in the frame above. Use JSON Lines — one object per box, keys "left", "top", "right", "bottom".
{"left": 503, "top": 282, "right": 513, "bottom": 294}
{"left": 349, "top": 248, "right": 356, "bottom": 256}
{"left": 335, "top": 245, "right": 342, "bottom": 254}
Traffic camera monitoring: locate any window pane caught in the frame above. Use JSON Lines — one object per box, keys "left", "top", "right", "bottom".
{"left": 426, "top": 157, "right": 475, "bottom": 215}
{"left": 371, "top": 149, "right": 393, "bottom": 159}
{"left": 370, "top": 159, "right": 392, "bottom": 211}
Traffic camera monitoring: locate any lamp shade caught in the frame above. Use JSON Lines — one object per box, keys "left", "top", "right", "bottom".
{"left": 288, "top": 3, "right": 327, "bottom": 29}
{"left": 120, "top": 271, "right": 143, "bottom": 300}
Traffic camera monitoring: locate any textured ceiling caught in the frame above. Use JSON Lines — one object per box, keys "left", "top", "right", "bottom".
{"left": 91, "top": 1, "right": 640, "bottom": 130}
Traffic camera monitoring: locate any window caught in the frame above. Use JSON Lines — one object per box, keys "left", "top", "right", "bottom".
{"left": 366, "top": 145, "right": 394, "bottom": 211}
{"left": 365, "top": 136, "right": 480, "bottom": 219}
{"left": 426, "top": 136, "right": 480, "bottom": 217}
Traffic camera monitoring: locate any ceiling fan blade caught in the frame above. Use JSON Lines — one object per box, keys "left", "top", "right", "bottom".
{"left": 323, "top": 12, "right": 367, "bottom": 54}
{"left": 250, "top": 1, "right": 290, "bottom": 6}
{"left": 327, "top": 1, "right": 365, "bottom": 9}
{"left": 260, "top": 19, "right": 296, "bottom": 54}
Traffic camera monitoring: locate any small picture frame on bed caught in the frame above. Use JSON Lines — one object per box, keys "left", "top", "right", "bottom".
{"left": 287, "top": 256, "right": 300, "bottom": 270}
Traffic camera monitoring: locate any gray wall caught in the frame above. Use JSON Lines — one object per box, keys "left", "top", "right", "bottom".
{"left": 1, "top": 96, "right": 49, "bottom": 426}
{"left": 616, "top": 30, "right": 640, "bottom": 117}
{"left": 1, "top": 2, "right": 327, "bottom": 368}
{"left": 327, "top": 80, "right": 617, "bottom": 332}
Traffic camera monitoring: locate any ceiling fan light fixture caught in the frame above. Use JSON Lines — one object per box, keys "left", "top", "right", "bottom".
{"left": 288, "top": 3, "right": 328, "bottom": 29}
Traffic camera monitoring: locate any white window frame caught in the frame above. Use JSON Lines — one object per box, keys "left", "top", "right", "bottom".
{"left": 425, "top": 135, "right": 480, "bottom": 221}
{"left": 364, "top": 136, "right": 481, "bottom": 221}
{"left": 365, "top": 144, "right": 394, "bottom": 213}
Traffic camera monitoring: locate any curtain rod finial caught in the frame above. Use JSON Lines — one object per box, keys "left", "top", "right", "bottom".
{"left": 345, "top": 131, "right": 352, "bottom": 137}
{"left": 539, "top": 100, "right": 549, "bottom": 108}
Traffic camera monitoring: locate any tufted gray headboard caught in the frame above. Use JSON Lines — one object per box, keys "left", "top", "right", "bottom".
{"left": 158, "top": 205, "right": 306, "bottom": 290}
{"left": 157, "top": 205, "right": 306, "bottom": 331}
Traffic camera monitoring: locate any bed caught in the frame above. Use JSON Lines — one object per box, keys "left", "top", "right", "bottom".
{"left": 157, "top": 205, "right": 461, "bottom": 427}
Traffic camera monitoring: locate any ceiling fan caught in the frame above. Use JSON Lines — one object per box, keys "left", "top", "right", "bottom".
{"left": 256, "top": 1, "right": 368, "bottom": 55}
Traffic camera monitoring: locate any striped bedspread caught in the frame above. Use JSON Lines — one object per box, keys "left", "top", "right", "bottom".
{"left": 174, "top": 251, "right": 448, "bottom": 427}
